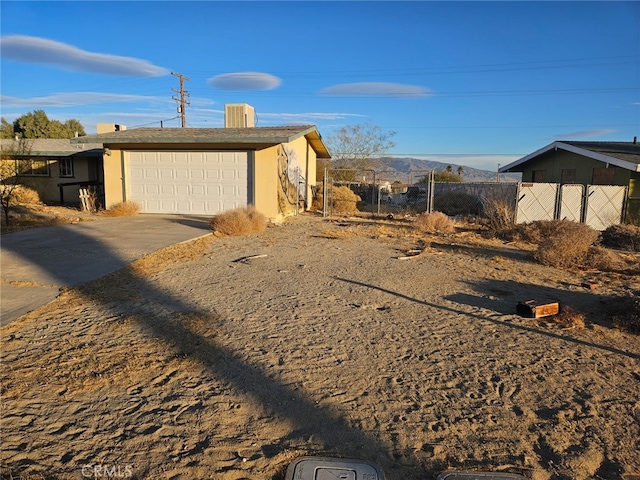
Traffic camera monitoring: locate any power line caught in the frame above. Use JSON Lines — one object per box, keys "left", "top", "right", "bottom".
{"left": 171, "top": 71, "right": 190, "bottom": 128}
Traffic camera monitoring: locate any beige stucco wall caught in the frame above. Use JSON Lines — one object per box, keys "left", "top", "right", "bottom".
{"left": 5, "top": 156, "right": 100, "bottom": 205}
{"left": 253, "top": 146, "right": 279, "bottom": 219}
{"left": 102, "top": 148, "right": 126, "bottom": 208}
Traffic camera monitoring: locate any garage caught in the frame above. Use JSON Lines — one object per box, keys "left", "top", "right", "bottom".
{"left": 127, "top": 150, "right": 251, "bottom": 215}
{"left": 72, "top": 122, "right": 331, "bottom": 220}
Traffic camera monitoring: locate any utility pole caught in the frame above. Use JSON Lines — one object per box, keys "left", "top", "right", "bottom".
{"left": 171, "top": 71, "right": 190, "bottom": 128}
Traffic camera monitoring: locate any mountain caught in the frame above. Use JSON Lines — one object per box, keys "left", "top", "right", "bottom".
{"left": 371, "top": 157, "right": 521, "bottom": 183}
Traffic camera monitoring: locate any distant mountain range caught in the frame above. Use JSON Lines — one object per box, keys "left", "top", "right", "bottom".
{"left": 367, "top": 157, "right": 522, "bottom": 183}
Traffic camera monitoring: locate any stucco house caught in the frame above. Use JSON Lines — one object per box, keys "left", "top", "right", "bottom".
{"left": 0, "top": 137, "right": 104, "bottom": 205}
{"left": 71, "top": 117, "right": 330, "bottom": 220}
{"left": 499, "top": 140, "right": 640, "bottom": 222}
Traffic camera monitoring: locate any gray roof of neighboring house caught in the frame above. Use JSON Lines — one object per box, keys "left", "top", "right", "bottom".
{"left": 0, "top": 138, "right": 103, "bottom": 157}
{"left": 71, "top": 125, "right": 332, "bottom": 158}
{"left": 500, "top": 140, "right": 640, "bottom": 173}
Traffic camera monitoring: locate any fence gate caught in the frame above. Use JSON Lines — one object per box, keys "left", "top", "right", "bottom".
{"left": 584, "top": 185, "right": 627, "bottom": 230}
{"left": 516, "top": 183, "right": 558, "bottom": 224}
{"left": 558, "top": 184, "right": 584, "bottom": 222}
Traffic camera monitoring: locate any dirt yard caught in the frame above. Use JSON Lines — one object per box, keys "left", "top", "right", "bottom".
{"left": 1, "top": 214, "right": 639, "bottom": 480}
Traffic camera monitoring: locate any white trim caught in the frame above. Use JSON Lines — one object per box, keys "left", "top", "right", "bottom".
{"left": 500, "top": 141, "right": 640, "bottom": 173}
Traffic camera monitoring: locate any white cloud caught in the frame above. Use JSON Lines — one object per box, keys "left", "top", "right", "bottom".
{"left": 552, "top": 129, "right": 616, "bottom": 140}
{"left": 207, "top": 72, "right": 281, "bottom": 91}
{"left": 258, "top": 112, "right": 366, "bottom": 121}
{"left": 0, "top": 92, "right": 161, "bottom": 108}
{"left": 0, "top": 35, "right": 169, "bottom": 77}
{"left": 319, "top": 82, "right": 431, "bottom": 98}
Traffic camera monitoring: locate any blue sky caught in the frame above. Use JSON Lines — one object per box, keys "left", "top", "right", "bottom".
{"left": 1, "top": 1, "right": 639, "bottom": 171}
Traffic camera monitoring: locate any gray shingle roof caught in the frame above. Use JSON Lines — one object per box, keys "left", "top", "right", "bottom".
{"left": 562, "top": 141, "right": 640, "bottom": 165}
{"left": 70, "top": 125, "right": 331, "bottom": 158}
{"left": 500, "top": 140, "right": 640, "bottom": 173}
{"left": 0, "top": 138, "right": 103, "bottom": 157}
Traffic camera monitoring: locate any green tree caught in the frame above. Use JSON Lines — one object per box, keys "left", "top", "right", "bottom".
{"left": 325, "top": 122, "right": 396, "bottom": 182}
{"left": 1, "top": 118, "right": 14, "bottom": 139}
{"left": 419, "top": 170, "right": 463, "bottom": 183}
{"left": 457, "top": 166, "right": 464, "bottom": 176}
{"left": 9, "top": 110, "right": 86, "bottom": 139}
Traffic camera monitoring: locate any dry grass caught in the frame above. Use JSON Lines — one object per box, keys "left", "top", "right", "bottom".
{"left": 413, "top": 211, "right": 455, "bottom": 234}
{"left": 209, "top": 206, "right": 267, "bottom": 236}
{"left": 99, "top": 201, "right": 141, "bottom": 217}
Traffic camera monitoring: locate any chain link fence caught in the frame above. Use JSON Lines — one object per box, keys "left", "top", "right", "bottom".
{"left": 320, "top": 168, "right": 518, "bottom": 221}
{"left": 318, "top": 169, "right": 629, "bottom": 230}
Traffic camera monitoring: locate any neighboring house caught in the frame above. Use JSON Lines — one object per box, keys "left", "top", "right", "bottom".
{"left": 0, "top": 138, "right": 104, "bottom": 205}
{"left": 499, "top": 140, "right": 640, "bottom": 222}
{"left": 71, "top": 114, "right": 330, "bottom": 220}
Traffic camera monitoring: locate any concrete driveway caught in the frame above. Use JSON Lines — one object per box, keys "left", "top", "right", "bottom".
{"left": 0, "top": 214, "right": 211, "bottom": 326}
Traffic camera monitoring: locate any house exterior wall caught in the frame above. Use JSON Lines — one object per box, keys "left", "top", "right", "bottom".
{"left": 520, "top": 149, "right": 632, "bottom": 186}
{"left": 104, "top": 138, "right": 318, "bottom": 220}
{"left": 254, "top": 146, "right": 279, "bottom": 219}
{"left": 102, "top": 148, "right": 126, "bottom": 208}
{"left": 627, "top": 172, "right": 640, "bottom": 223}
{"left": 283, "top": 135, "right": 317, "bottom": 210}
{"left": 12, "top": 156, "right": 99, "bottom": 205}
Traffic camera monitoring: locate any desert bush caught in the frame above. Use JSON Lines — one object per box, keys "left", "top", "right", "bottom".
{"left": 547, "top": 306, "right": 586, "bottom": 330}
{"left": 604, "top": 291, "right": 640, "bottom": 333}
{"left": 600, "top": 223, "right": 640, "bottom": 252}
{"left": 100, "top": 201, "right": 140, "bottom": 217}
{"left": 331, "top": 186, "right": 360, "bottom": 214}
{"left": 481, "top": 196, "right": 516, "bottom": 233}
{"left": 11, "top": 185, "right": 40, "bottom": 204}
{"left": 533, "top": 220, "right": 599, "bottom": 268}
{"left": 312, "top": 191, "right": 324, "bottom": 211}
{"left": 583, "top": 246, "right": 629, "bottom": 271}
{"left": 209, "top": 206, "right": 267, "bottom": 236}
{"left": 413, "top": 211, "right": 455, "bottom": 234}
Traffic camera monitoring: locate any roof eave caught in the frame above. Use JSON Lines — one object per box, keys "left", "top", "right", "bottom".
{"left": 499, "top": 141, "right": 640, "bottom": 173}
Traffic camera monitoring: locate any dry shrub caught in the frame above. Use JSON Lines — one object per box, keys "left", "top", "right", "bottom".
{"left": 601, "top": 223, "right": 640, "bottom": 252}
{"left": 100, "top": 201, "right": 140, "bottom": 217}
{"left": 312, "top": 191, "right": 324, "bottom": 211}
{"left": 604, "top": 291, "right": 640, "bottom": 333}
{"left": 482, "top": 196, "right": 516, "bottom": 233}
{"left": 584, "top": 246, "right": 629, "bottom": 272}
{"left": 532, "top": 221, "right": 599, "bottom": 268}
{"left": 331, "top": 186, "right": 360, "bottom": 214}
{"left": 11, "top": 185, "right": 40, "bottom": 204}
{"left": 413, "top": 211, "right": 455, "bottom": 234}
{"left": 209, "top": 206, "right": 267, "bottom": 236}
{"left": 547, "top": 305, "right": 585, "bottom": 330}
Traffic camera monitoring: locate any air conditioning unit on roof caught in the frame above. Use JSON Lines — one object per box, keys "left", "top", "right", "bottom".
{"left": 224, "top": 103, "right": 255, "bottom": 128}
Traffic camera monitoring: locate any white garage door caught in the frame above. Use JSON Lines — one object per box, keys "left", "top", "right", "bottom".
{"left": 127, "top": 151, "right": 249, "bottom": 214}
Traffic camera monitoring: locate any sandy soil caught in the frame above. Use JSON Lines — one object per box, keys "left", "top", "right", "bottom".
{"left": 1, "top": 214, "right": 639, "bottom": 480}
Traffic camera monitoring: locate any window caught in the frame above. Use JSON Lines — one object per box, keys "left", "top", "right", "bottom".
{"left": 592, "top": 167, "right": 615, "bottom": 185}
{"left": 17, "top": 159, "right": 49, "bottom": 176}
{"left": 532, "top": 170, "right": 545, "bottom": 182}
{"left": 561, "top": 168, "right": 576, "bottom": 184}
{"left": 59, "top": 158, "right": 74, "bottom": 177}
